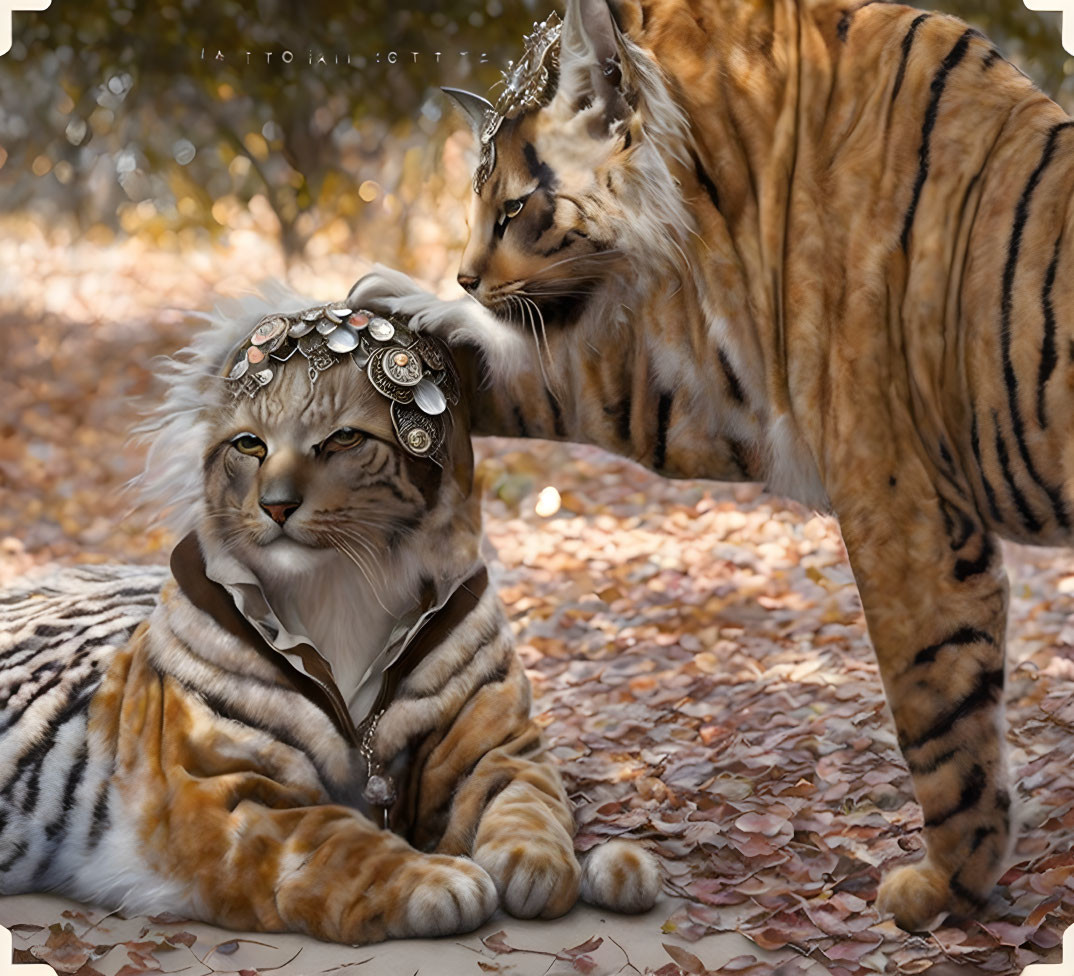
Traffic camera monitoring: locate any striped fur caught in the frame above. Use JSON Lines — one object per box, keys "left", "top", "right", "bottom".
{"left": 0, "top": 292, "right": 659, "bottom": 941}
{"left": 349, "top": 0, "right": 1074, "bottom": 930}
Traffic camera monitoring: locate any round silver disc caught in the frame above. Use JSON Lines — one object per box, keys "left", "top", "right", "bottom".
{"left": 368, "top": 317, "right": 395, "bottom": 342}
{"left": 326, "top": 327, "right": 359, "bottom": 353}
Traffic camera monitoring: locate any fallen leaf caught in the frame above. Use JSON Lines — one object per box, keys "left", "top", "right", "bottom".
{"left": 662, "top": 943, "right": 706, "bottom": 974}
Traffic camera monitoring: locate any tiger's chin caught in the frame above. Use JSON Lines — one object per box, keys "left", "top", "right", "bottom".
{"left": 243, "top": 532, "right": 337, "bottom": 578}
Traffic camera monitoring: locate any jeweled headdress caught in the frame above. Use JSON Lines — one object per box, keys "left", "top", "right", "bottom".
{"left": 225, "top": 303, "right": 460, "bottom": 461}
{"left": 471, "top": 12, "right": 562, "bottom": 193}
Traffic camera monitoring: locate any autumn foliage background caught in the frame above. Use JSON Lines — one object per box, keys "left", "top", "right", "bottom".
{"left": 1, "top": 2, "right": 1074, "bottom": 975}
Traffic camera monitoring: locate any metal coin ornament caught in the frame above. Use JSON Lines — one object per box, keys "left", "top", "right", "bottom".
{"left": 296, "top": 333, "right": 323, "bottom": 357}
{"left": 368, "top": 317, "right": 395, "bottom": 342}
{"left": 391, "top": 402, "right": 444, "bottom": 457}
{"left": 381, "top": 348, "right": 424, "bottom": 387}
{"left": 288, "top": 318, "right": 316, "bottom": 338}
{"left": 224, "top": 301, "right": 456, "bottom": 460}
{"left": 326, "top": 327, "right": 359, "bottom": 353}
{"left": 367, "top": 352, "right": 415, "bottom": 404}
{"left": 251, "top": 319, "right": 284, "bottom": 345}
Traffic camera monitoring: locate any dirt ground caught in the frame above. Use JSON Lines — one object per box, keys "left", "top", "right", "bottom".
{"left": 0, "top": 225, "right": 1071, "bottom": 975}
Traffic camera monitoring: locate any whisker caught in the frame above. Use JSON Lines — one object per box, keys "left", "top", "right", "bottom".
{"left": 326, "top": 532, "right": 394, "bottom": 615}
{"left": 518, "top": 295, "right": 553, "bottom": 389}
{"left": 524, "top": 296, "right": 554, "bottom": 379}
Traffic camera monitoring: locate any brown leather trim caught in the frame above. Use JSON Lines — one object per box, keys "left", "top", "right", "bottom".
{"left": 169, "top": 533, "right": 490, "bottom": 747}
{"left": 170, "top": 532, "right": 361, "bottom": 745}
{"left": 360, "top": 567, "right": 489, "bottom": 725}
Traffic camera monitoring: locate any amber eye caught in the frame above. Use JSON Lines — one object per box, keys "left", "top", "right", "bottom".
{"left": 231, "top": 433, "right": 266, "bottom": 460}
{"left": 322, "top": 427, "right": 365, "bottom": 454}
{"left": 498, "top": 196, "right": 529, "bottom": 227}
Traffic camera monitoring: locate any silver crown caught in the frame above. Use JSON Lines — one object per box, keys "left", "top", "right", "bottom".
{"left": 225, "top": 304, "right": 460, "bottom": 461}
{"left": 473, "top": 13, "right": 562, "bottom": 193}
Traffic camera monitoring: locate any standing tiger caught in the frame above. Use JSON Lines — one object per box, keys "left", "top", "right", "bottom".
{"left": 349, "top": 0, "right": 1074, "bottom": 930}
{"left": 0, "top": 291, "right": 658, "bottom": 942}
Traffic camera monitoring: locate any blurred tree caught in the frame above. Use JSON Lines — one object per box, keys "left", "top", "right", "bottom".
{"left": 0, "top": 0, "right": 1070, "bottom": 260}
{"left": 0, "top": 0, "right": 541, "bottom": 257}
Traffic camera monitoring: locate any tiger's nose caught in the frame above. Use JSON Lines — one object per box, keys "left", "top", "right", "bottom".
{"left": 457, "top": 273, "right": 480, "bottom": 293}
{"left": 260, "top": 497, "right": 302, "bottom": 525}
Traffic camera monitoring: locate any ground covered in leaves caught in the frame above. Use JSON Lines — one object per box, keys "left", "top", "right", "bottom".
{"left": 1, "top": 225, "right": 1072, "bottom": 974}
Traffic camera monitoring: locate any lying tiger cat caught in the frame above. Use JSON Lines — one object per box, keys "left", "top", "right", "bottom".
{"left": 349, "top": 0, "right": 1074, "bottom": 930}
{"left": 0, "top": 292, "right": 658, "bottom": 942}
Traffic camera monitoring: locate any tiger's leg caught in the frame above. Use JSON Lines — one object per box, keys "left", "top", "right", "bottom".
{"left": 427, "top": 654, "right": 660, "bottom": 917}
{"left": 218, "top": 801, "right": 499, "bottom": 942}
{"left": 423, "top": 655, "right": 582, "bottom": 919}
{"left": 834, "top": 482, "right": 1010, "bottom": 930}
{"left": 464, "top": 742, "right": 583, "bottom": 919}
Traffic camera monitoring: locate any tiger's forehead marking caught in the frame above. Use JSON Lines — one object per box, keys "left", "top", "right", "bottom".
{"left": 224, "top": 360, "right": 396, "bottom": 446}
{"left": 522, "top": 142, "right": 557, "bottom": 190}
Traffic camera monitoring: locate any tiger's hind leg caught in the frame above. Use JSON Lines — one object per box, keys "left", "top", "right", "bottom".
{"left": 834, "top": 476, "right": 1011, "bottom": 931}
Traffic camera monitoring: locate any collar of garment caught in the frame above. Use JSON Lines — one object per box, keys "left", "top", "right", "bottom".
{"left": 168, "top": 531, "right": 488, "bottom": 747}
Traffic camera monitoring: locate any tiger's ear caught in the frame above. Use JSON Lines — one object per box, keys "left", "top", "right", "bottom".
{"left": 557, "top": 0, "right": 630, "bottom": 132}
{"left": 441, "top": 88, "right": 493, "bottom": 137}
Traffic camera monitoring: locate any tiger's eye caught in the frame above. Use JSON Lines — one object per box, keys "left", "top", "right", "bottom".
{"left": 323, "top": 427, "right": 365, "bottom": 454}
{"left": 231, "top": 433, "right": 267, "bottom": 460}
{"left": 504, "top": 198, "right": 524, "bottom": 218}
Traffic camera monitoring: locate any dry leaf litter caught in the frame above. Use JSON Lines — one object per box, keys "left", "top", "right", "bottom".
{"left": 0, "top": 228, "right": 1071, "bottom": 975}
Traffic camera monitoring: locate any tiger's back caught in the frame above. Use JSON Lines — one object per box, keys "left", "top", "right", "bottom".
{"left": 785, "top": 1, "right": 1074, "bottom": 549}
{"left": 0, "top": 565, "right": 164, "bottom": 893}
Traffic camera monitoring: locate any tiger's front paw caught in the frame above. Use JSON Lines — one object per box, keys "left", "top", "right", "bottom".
{"left": 581, "top": 840, "right": 661, "bottom": 914}
{"left": 392, "top": 854, "right": 498, "bottom": 938}
{"left": 876, "top": 860, "right": 954, "bottom": 931}
{"left": 474, "top": 832, "right": 581, "bottom": 919}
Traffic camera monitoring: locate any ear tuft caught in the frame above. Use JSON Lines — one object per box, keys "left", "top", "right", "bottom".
{"left": 441, "top": 87, "right": 494, "bottom": 136}
{"left": 557, "top": 0, "right": 630, "bottom": 131}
